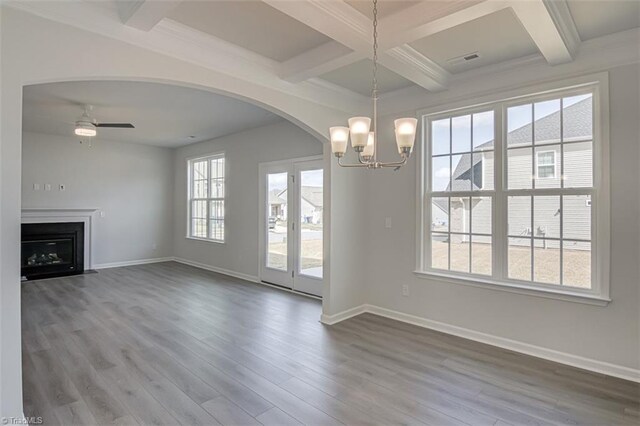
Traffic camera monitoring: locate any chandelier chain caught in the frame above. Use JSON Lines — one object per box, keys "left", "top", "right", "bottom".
{"left": 372, "top": 0, "right": 378, "bottom": 100}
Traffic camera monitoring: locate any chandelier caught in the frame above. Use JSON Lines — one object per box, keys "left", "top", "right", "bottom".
{"left": 329, "top": 0, "right": 417, "bottom": 169}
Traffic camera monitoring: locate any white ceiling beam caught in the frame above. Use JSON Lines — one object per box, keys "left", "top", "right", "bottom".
{"left": 510, "top": 0, "right": 580, "bottom": 65}
{"left": 117, "top": 0, "right": 183, "bottom": 31}
{"left": 266, "top": 0, "right": 450, "bottom": 91}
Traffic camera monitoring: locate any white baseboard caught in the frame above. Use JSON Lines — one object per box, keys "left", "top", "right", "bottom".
{"left": 320, "top": 304, "right": 367, "bottom": 325}
{"left": 93, "top": 257, "right": 173, "bottom": 270}
{"left": 324, "top": 304, "right": 640, "bottom": 383}
{"left": 172, "top": 257, "right": 260, "bottom": 283}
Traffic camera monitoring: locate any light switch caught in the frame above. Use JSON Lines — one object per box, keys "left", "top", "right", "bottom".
{"left": 100, "top": 211, "right": 106, "bottom": 218}
{"left": 384, "top": 217, "right": 392, "bottom": 229}
{"left": 44, "top": 184, "right": 51, "bottom": 191}
{"left": 33, "top": 183, "right": 40, "bottom": 191}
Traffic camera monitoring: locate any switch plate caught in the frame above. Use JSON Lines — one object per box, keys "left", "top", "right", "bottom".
{"left": 384, "top": 217, "right": 392, "bottom": 229}
{"left": 100, "top": 211, "right": 106, "bottom": 218}
{"left": 33, "top": 183, "right": 40, "bottom": 191}
{"left": 402, "top": 284, "right": 409, "bottom": 296}
{"left": 44, "top": 184, "right": 51, "bottom": 191}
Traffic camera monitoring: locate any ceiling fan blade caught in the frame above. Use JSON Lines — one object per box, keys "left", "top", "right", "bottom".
{"left": 94, "top": 123, "right": 135, "bottom": 128}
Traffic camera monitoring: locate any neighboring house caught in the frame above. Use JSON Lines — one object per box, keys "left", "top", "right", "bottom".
{"left": 277, "top": 186, "right": 323, "bottom": 224}
{"left": 434, "top": 97, "right": 592, "bottom": 249}
{"left": 269, "top": 189, "right": 287, "bottom": 220}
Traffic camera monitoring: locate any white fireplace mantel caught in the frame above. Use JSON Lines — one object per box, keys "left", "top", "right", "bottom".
{"left": 21, "top": 208, "right": 98, "bottom": 270}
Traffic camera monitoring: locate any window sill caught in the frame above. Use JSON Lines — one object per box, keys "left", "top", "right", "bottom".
{"left": 186, "top": 236, "right": 225, "bottom": 244}
{"left": 413, "top": 270, "right": 610, "bottom": 306}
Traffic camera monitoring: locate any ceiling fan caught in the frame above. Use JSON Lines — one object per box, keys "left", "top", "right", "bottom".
{"left": 74, "top": 105, "right": 135, "bottom": 137}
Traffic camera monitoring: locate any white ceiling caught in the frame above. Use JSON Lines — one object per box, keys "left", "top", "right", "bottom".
{"left": 409, "top": 8, "right": 539, "bottom": 73}
{"left": 345, "top": 0, "right": 420, "bottom": 19}
{"left": 320, "top": 59, "right": 414, "bottom": 95}
{"left": 22, "top": 81, "right": 282, "bottom": 148}
{"left": 567, "top": 0, "right": 640, "bottom": 41}
{"left": 168, "top": 1, "right": 334, "bottom": 62}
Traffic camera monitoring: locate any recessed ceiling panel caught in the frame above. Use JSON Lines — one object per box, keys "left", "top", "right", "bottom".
{"left": 23, "top": 81, "right": 282, "bottom": 147}
{"left": 409, "top": 8, "right": 538, "bottom": 73}
{"left": 320, "top": 59, "right": 414, "bottom": 96}
{"left": 568, "top": 0, "right": 640, "bottom": 41}
{"left": 168, "top": 1, "right": 333, "bottom": 62}
{"left": 345, "top": 0, "right": 420, "bottom": 19}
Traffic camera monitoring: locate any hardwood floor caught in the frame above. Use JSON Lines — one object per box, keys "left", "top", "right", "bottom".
{"left": 22, "top": 262, "right": 639, "bottom": 426}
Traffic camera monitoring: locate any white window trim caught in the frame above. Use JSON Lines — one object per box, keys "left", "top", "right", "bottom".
{"left": 187, "top": 152, "right": 226, "bottom": 244}
{"left": 415, "top": 72, "right": 610, "bottom": 305}
{"left": 535, "top": 150, "right": 557, "bottom": 179}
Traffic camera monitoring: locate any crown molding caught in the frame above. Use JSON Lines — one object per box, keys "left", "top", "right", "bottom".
{"left": 279, "top": 41, "right": 362, "bottom": 83}
{"left": 542, "top": 0, "right": 581, "bottom": 58}
{"left": 382, "top": 45, "right": 450, "bottom": 92}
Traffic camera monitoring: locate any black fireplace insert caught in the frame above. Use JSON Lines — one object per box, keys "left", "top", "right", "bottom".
{"left": 21, "top": 222, "right": 84, "bottom": 280}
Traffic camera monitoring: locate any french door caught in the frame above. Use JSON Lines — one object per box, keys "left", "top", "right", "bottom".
{"left": 259, "top": 157, "right": 324, "bottom": 297}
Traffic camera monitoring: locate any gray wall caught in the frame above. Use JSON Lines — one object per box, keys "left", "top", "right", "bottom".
{"left": 21, "top": 132, "right": 174, "bottom": 265}
{"left": 173, "top": 120, "right": 323, "bottom": 278}
{"left": 364, "top": 63, "right": 640, "bottom": 370}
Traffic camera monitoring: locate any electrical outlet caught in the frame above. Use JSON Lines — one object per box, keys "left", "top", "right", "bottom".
{"left": 402, "top": 284, "right": 409, "bottom": 296}
{"left": 152, "top": 243, "right": 157, "bottom": 251}
{"left": 59, "top": 184, "right": 66, "bottom": 191}
{"left": 385, "top": 217, "right": 392, "bottom": 229}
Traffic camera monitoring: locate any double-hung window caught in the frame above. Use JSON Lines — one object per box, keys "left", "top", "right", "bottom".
{"left": 188, "top": 154, "right": 225, "bottom": 242}
{"left": 419, "top": 77, "right": 609, "bottom": 303}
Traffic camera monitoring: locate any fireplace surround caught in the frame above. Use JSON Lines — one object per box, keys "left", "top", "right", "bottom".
{"left": 21, "top": 222, "right": 84, "bottom": 280}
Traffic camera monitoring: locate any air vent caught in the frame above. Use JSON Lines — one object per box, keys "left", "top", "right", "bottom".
{"left": 447, "top": 52, "right": 481, "bottom": 66}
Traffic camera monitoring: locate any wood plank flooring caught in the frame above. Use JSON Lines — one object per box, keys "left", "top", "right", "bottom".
{"left": 22, "top": 262, "right": 639, "bottom": 425}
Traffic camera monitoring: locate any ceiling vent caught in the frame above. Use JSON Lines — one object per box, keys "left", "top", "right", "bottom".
{"left": 447, "top": 52, "right": 481, "bottom": 66}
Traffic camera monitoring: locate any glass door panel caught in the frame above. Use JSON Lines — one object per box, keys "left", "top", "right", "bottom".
{"left": 267, "top": 172, "right": 288, "bottom": 271}
{"left": 298, "top": 169, "right": 323, "bottom": 279}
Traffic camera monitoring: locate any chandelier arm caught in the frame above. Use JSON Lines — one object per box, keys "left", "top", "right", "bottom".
{"left": 337, "top": 156, "right": 370, "bottom": 168}
{"left": 376, "top": 154, "right": 409, "bottom": 168}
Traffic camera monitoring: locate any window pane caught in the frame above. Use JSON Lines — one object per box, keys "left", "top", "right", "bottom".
{"left": 451, "top": 154, "right": 471, "bottom": 191}
{"left": 191, "top": 219, "right": 207, "bottom": 238}
{"left": 450, "top": 235, "right": 469, "bottom": 273}
{"left": 267, "top": 172, "right": 288, "bottom": 270}
{"left": 509, "top": 238, "right": 531, "bottom": 281}
{"left": 473, "top": 111, "right": 494, "bottom": 151}
{"left": 563, "top": 195, "right": 591, "bottom": 241}
{"left": 533, "top": 195, "right": 560, "bottom": 239}
{"left": 432, "top": 119, "right": 450, "bottom": 155}
{"left": 534, "top": 245, "right": 560, "bottom": 285}
{"left": 431, "top": 197, "right": 449, "bottom": 233}
{"left": 193, "top": 179, "right": 208, "bottom": 198}
{"left": 534, "top": 99, "right": 561, "bottom": 144}
{"left": 192, "top": 200, "right": 207, "bottom": 218}
{"left": 452, "top": 115, "right": 471, "bottom": 154}
{"left": 508, "top": 196, "right": 531, "bottom": 237}
{"left": 472, "top": 152, "right": 493, "bottom": 190}
{"left": 507, "top": 147, "right": 533, "bottom": 189}
{"left": 563, "top": 241, "right": 591, "bottom": 288}
{"left": 209, "top": 220, "right": 224, "bottom": 241}
{"left": 471, "top": 235, "right": 491, "bottom": 275}
{"left": 432, "top": 156, "right": 450, "bottom": 191}
{"left": 431, "top": 233, "right": 448, "bottom": 270}
{"left": 563, "top": 94, "right": 592, "bottom": 141}
{"left": 450, "top": 197, "right": 469, "bottom": 233}
{"left": 507, "top": 104, "right": 532, "bottom": 146}
{"left": 535, "top": 146, "right": 560, "bottom": 188}
{"left": 193, "top": 160, "right": 208, "bottom": 180}
{"left": 211, "top": 178, "right": 224, "bottom": 198}
{"left": 563, "top": 141, "right": 592, "bottom": 188}
{"left": 472, "top": 197, "right": 491, "bottom": 235}
{"left": 210, "top": 200, "right": 224, "bottom": 220}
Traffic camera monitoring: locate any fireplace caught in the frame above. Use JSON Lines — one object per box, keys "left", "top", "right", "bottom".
{"left": 21, "top": 222, "right": 84, "bottom": 280}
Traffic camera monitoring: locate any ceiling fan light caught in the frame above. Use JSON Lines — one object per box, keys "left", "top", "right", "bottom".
{"left": 74, "top": 122, "right": 96, "bottom": 137}
{"left": 394, "top": 117, "right": 417, "bottom": 151}
{"left": 329, "top": 126, "right": 349, "bottom": 156}
{"left": 348, "top": 117, "right": 371, "bottom": 149}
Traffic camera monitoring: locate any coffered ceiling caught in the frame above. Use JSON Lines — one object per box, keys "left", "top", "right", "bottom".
{"left": 8, "top": 0, "right": 640, "bottom": 101}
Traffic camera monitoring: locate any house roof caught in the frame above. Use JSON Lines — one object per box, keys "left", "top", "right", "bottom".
{"left": 273, "top": 186, "right": 323, "bottom": 208}
{"left": 269, "top": 189, "right": 286, "bottom": 205}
